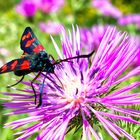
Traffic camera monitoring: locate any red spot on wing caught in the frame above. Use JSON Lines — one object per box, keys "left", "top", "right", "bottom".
{"left": 21, "top": 60, "right": 30, "bottom": 70}
{"left": 33, "top": 44, "right": 45, "bottom": 53}
{"left": 22, "top": 32, "right": 31, "bottom": 41}
{"left": 25, "top": 38, "right": 36, "bottom": 48}
{"left": 11, "top": 60, "right": 18, "bottom": 70}
{"left": 1, "top": 64, "right": 8, "bottom": 72}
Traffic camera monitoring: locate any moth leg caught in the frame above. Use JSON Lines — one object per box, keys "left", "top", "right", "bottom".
{"left": 37, "top": 72, "right": 63, "bottom": 108}
{"left": 7, "top": 75, "right": 25, "bottom": 88}
{"left": 31, "top": 71, "right": 42, "bottom": 105}
{"left": 52, "top": 72, "right": 64, "bottom": 89}
{"left": 41, "top": 72, "right": 63, "bottom": 89}
{"left": 36, "top": 74, "right": 46, "bottom": 108}
{"left": 48, "top": 54, "right": 55, "bottom": 61}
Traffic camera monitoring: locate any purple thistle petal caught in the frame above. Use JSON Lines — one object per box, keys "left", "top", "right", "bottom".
{"left": 98, "top": 111, "right": 140, "bottom": 124}
{"left": 112, "top": 124, "right": 136, "bottom": 140}
{"left": 82, "top": 111, "right": 101, "bottom": 140}
{"left": 5, "top": 115, "right": 44, "bottom": 129}
{"left": 15, "top": 122, "right": 43, "bottom": 140}
{"left": 114, "top": 66, "right": 140, "bottom": 84}
{"left": 104, "top": 82, "right": 140, "bottom": 98}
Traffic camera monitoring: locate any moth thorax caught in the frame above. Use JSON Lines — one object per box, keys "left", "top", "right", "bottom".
{"left": 39, "top": 51, "right": 48, "bottom": 58}
{"left": 45, "top": 60, "right": 55, "bottom": 73}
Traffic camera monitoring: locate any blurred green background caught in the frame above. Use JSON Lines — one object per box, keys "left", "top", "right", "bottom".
{"left": 0, "top": 0, "right": 140, "bottom": 139}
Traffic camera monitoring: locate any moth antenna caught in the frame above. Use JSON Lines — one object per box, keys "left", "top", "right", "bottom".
{"left": 53, "top": 50, "right": 95, "bottom": 65}
{"left": 52, "top": 72, "right": 64, "bottom": 89}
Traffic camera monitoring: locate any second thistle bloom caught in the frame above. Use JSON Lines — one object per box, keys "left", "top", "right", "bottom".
{"left": 4, "top": 26, "right": 140, "bottom": 140}
{"left": 92, "top": 0, "right": 122, "bottom": 18}
{"left": 16, "top": 0, "right": 38, "bottom": 17}
{"left": 16, "top": 0, "right": 64, "bottom": 17}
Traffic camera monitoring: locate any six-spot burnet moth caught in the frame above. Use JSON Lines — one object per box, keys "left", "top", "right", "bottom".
{"left": 0, "top": 27, "right": 94, "bottom": 107}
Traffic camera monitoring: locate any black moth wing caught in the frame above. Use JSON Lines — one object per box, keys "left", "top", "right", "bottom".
{"left": 0, "top": 57, "right": 36, "bottom": 76}
{"left": 20, "top": 27, "right": 45, "bottom": 55}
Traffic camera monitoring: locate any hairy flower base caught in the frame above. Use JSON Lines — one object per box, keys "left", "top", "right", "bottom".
{"left": 3, "top": 26, "right": 140, "bottom": 140}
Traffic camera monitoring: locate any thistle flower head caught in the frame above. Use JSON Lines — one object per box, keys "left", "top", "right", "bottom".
{"left": 39, "top": 0, "right": 64, "bottom": 13}
{"left": 16, "top": 0, "right": 64, "bottom": 17}
{"left": 93, "top": 0, "right": 122, "bottom": 19}
{"left": 118, "top": 14, "right": 140, "bottom": 28}
{"left": 39, "top": 21, "right": 63, "bottom": 34}
{"left": 16, "top": 0, "right": 38, "bottom": 17}
{"left": 4, "top": 26, "right": 140, "bottom": 140}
